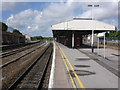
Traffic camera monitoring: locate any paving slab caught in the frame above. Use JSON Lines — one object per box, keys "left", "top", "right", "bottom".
{"left": 80, "top": 48, "right": 119, "bottom": 73}
{"left": 53, "top": 43, "right": 70, "bottom": 88}
{"left": 57, "top": 42, "right": 118, "bottom": 88}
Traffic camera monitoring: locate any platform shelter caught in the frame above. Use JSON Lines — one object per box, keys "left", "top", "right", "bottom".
{"left": 52, "top": 18, "right": 116, "bottom": 48}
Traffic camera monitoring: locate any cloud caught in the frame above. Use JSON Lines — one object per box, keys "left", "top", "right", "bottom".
{"left": 6, "top": 2, "right": 81, "bottom": 36}
{"left": 6, "top": 2, "right": 118, "bottom": 37}
{"left": 79, "top": 2, "right": 118, "bottom": 22}
{"left": 7, "top": 9, "right": 43, "bottom": 36}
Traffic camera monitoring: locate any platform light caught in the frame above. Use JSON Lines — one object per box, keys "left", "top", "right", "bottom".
{"left": 88, "top": 5, "right": 92, "bottom": 7}
{"left": 88, "top": 4, "right": 99, "bottom": 53}
{"left": 94, "top": 5, "right": 99, "bottom": 7}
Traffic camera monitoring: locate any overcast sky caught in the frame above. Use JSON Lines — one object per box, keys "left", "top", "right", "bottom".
{"left": 1, "top": 0, "right": 119, "bottom": 37}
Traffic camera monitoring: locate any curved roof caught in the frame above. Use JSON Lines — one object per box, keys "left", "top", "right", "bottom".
{"left": 51, "top": 18, "right": 115, "bottom": 31}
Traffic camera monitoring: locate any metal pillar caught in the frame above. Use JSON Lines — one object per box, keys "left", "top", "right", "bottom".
{"left": 54, "top": 38, "right": 56, "bottom": 41}
{"left": 72, "top": 32, "right": 74, "bottom": 48}
{"left": 97, "top": 37, "right": 99, "bottom": 54}
{"left": 91, "top": 5, "right": 94, "bottom": 53}
{"left": 104, "top": 32, "right": 106, "bottom": 58}
{"left": 91, "top": 30, "right": 94, "bottom": 53}
{"left": 88, "top": 4, "right": 99, "bottom": 53}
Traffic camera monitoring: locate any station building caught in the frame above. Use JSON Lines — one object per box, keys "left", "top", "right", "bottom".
{"left": 51, "top": 18, "right": 116, "bottom": 48}
{"left": 1, "top": 31, "right": 25, "bottom": 45}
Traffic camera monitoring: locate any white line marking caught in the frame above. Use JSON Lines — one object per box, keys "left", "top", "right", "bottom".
{"left": 48, "top": 41, "right": 56, "bottom": 88}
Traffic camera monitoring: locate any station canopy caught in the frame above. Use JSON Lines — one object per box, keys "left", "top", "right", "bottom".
{"left": 52, "top": 18, "right": 116, "bottom": 36}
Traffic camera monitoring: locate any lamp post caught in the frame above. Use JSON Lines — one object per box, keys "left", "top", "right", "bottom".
{"left": 103, "top": 32, "right": 106, "bottom": 58}
{"left": 88, "top": 4, "right": 99, "bottom": 53}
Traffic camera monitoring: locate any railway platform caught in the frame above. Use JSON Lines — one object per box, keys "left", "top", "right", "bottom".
{"left": 51, "top": 41, "right": 118, "bottom": 89}
{"left": 78, "top": 47, "right": 119, "bottom": 75}
{"left": 53, "top": 44, "right": 70, "bottom": 88}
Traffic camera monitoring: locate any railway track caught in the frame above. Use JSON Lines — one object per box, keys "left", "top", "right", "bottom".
{"left": 1, "top": 41, "right": 41, "bottom": 52}
{"left": 1, "top": 43, "right": 46, "bottom": 68}
{"left": 7, "top": 43, "right": 53, "bottom": 90}
{"left": 0, "top": 41, "right": 43, "bottom": 58}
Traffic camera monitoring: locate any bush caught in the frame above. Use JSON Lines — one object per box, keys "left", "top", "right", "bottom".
{"left": 105, "top": 31, "right": 120, "bottom": 37}
{"left": 31, "top": 36, "right": 53, "bottom": 41}
{"left": 13, "top": 29, "right": 22, "bottom": 35}
{"left": 0, "top": 22, "right": 8, "bottom": 31}
{"left": 31, "top": 36, "right": 44, "bottom": 40}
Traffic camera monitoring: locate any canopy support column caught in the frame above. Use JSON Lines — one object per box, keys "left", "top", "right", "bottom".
{"left": 72, "top": 32, "right": 74, "bottom": 48}
{"left": 91, "top": 30, "right": 94, "bottom": 53}
{"left": 97, "top": 37, "right": 99, "bottom": 54}
{"left": 104, "top": 32, "right": 106, "bottom": 58}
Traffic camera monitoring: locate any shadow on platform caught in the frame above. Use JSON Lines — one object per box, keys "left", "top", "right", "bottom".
{"left": 75, "top": 44, "right": 104, "bottom": 49}
{"left": 69, "top": 70, "right": 96, "bottom": 76}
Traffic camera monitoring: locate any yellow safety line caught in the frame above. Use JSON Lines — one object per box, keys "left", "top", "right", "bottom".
{"left": 59, "top": 47, "right": 86, "bottom": 90}
{"left": 60, "top": 51, "right": 76, "bottom": 89}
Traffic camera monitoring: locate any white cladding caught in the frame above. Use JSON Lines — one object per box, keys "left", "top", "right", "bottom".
{"left": 25, "top": 35, "right": 31, "bottom": 42}
{"left": 52, "top": 19, "right": 115, "bottom": 31}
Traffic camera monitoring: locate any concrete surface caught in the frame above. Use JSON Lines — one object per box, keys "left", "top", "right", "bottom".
{"left": 57, "top": 42, "right": 118, "bottom": 88}
{"left": 53, "top": 44, "right": 70, "bottom": 88}
{"left": 81, "top": 48, "right": 119, "bottom": 72}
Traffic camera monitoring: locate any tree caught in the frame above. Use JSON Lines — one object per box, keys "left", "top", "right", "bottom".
{"left": 105, "top": 33, "right": 109, "bottom": 37}
{"left": 0, "top": 22, "right": 8, "bottom": 31}
{"left": 105, "top": 31, "right": 120, "bottom": 38}
{"left": 31, "top": 36, "right": 44, "bottom": 40}
{"left": 43, "top": 37, "right": 53, "bottom": 40}
{"left": 13, "top": 29, "right": 22, "bottom": 35}
{"left": 116, "top": 31, "right": 120, "bottom": 37}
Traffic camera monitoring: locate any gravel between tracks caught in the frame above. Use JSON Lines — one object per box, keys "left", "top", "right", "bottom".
{"left": 41, "top": 53, "right": 53, "bottom": 88}
{"left": 2, "top": 42, "right": 44, "bottom": 64}
{"left": 2, "top": 43, "right": 48, "bottom": 89}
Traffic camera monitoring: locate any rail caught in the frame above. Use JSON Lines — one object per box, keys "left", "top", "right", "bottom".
{"left": 7, "top": 43, "right": 53, "bottom": 90}
{"left": 1, "top": 43, "right": 46, "bottom": 68}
